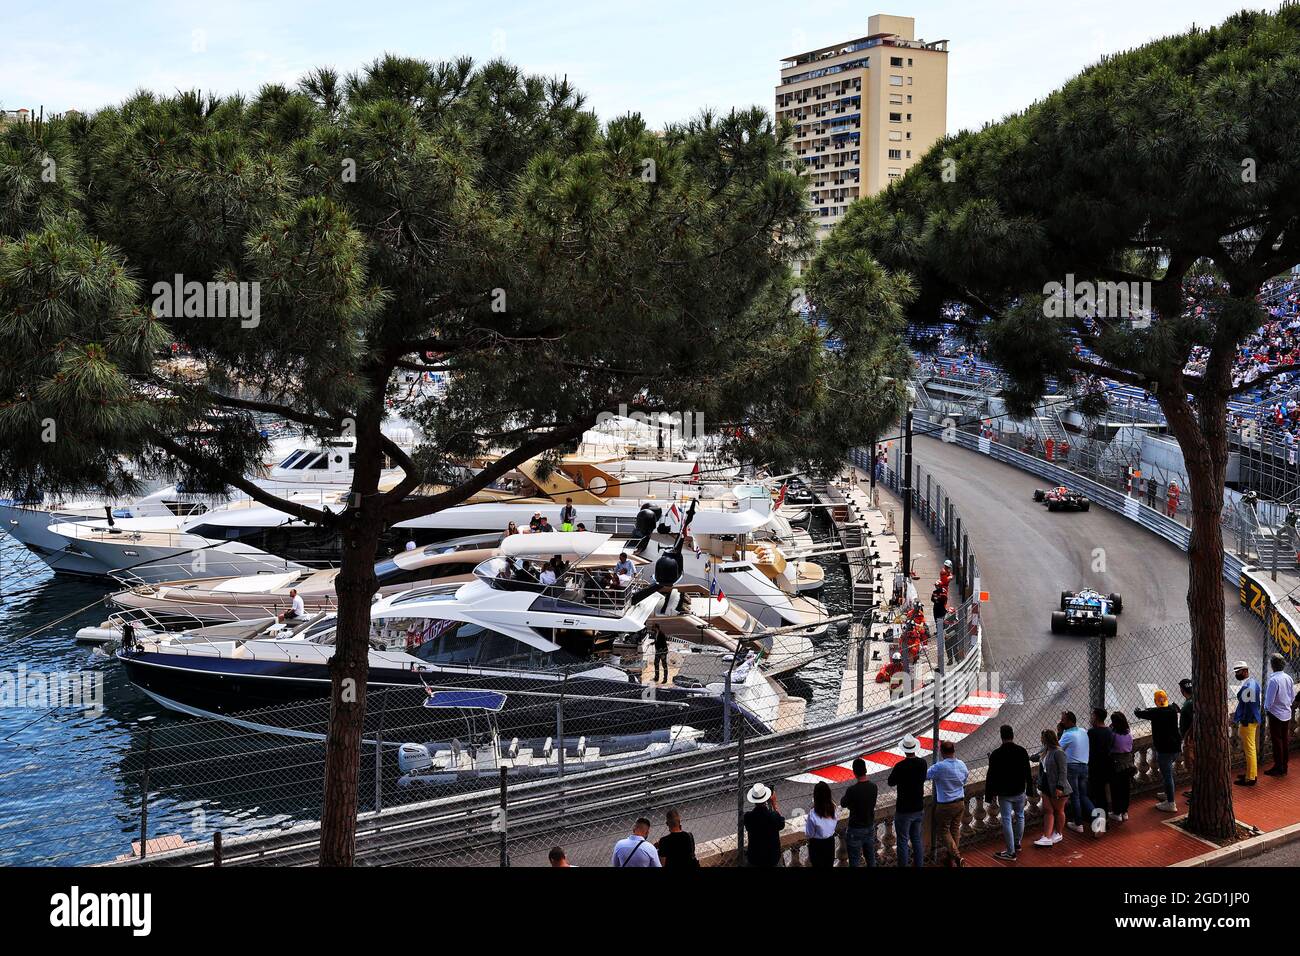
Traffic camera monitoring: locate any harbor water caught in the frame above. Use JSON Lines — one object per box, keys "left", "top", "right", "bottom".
{"left": 0, "top": 512, "right": 854, "bottom": 865}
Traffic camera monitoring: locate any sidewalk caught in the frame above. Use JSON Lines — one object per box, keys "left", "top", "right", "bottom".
{"left": 968, "top": 765, "right": 1300, "bottom": 868}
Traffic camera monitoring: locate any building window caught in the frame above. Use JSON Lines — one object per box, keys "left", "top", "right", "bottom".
{"left": 888, "top": 149, "right": 902, "bottom": 159}
{"left": 906, "top": 113, "right": 912, "bottom": 121}
{"left": 906, "top": 150, "right": 912, "bottom": 159}
{"left": 907, "top": 58, "right": 913, "bottom": 66}
{"left": 906, "top": 95, "right": 912, "bottom": 103}
{"left": 889, "top": 75, "right": 904, "bottom": 86}
{"left": 889, "top": 112, "right": 901, "bottom": 122}
{"left": 890, "top": 56, "right": 903, "bottom": 67}
{"left": 890, "top": 94, "right": 903, "bottom": 104}
{"left": 907, "top": 76, "right": 913, "bottom": 85}
{"left": 889, "top": 131, "right": 902, "bottom": 141}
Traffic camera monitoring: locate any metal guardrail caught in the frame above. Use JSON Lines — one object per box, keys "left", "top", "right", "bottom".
{"left": 120, "top": 616, "right": 985, "bottom": 867}
{"left": 942, "top": 428, "right": 1246, "bottom": 584}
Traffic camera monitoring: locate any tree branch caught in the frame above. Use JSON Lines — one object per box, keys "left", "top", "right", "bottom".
{"left": 385, "top": 419, "right": 595, "bottom": 523}
{"left": 147, "top": 429, "right": 339, "bottom": 527}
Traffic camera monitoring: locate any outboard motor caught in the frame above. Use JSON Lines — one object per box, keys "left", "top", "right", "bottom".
{"left": 654, "top": 551, "right": 682, "bottom": 587}
{"left": 627, "top": 501, "right": 694, "bottom": 606}
{"left": 633, "top": 504, "right": 662, "bottom": 554}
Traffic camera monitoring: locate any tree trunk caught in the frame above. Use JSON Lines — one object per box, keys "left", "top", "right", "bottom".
{"left": 319, "top": 510, "right": 381, "bottom": 866}
{"left": 1158, "top": 387, "right": 1236, "bottom": 841}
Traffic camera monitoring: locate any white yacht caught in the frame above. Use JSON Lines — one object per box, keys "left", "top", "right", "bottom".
{"left": 108, "top": 532, "right": 786, "bottom": 751}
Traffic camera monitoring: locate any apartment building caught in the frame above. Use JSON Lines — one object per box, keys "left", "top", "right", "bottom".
{"left": 776, "top": 13, "right": 948, "bottom": 271}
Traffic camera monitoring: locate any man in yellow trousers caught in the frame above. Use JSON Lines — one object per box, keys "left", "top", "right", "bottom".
{"left": 1232, "top": 661, "right": 1262, "bottom": 787}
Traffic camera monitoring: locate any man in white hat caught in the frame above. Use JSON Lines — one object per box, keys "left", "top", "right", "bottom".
{"left": 742, "top": 783, "right": 785, "bottom": 867}
{"left": 887, "top": 734, "right": 928, "bottom": 867}
{"left": 1232, "top": 661, "right": 1262, "bottom": 786}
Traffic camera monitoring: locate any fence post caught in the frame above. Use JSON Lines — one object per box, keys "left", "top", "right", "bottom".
{"left": 1088, "top": 634, "right": 1107, "bottom": 713}
{"left": 374, "top": 687, "right": 389, "bottom": 814}
{"left": 212, "top": 830, "right": 222, "bottom": 867}
{"left": 556, "top": 675, "right": 567, "bottom": 778}
{"left": 138, "top": 715, "right": 155, "bottom": 860}
{"left": 856, "top": 635, "right": 865, "bottom": 713}
{"left": 722, "top": 666, "right": 732, "bottom": 744}
{"left": 498, "top": 767, "right": 509, "bottom": 868}
{"left": 735, "top": 708, "right": 747, "bottom": 867}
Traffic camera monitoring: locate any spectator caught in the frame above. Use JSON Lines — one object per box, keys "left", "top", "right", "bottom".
{"left": 655, "top": 808, "right": 699, "bottom": 869}
{"left": 1108, "top": 712, "right": 1135, "bottom": 822}
{"left": 537, "top": 516, "right": 555, "bottom": 533}
{"left": 505, "top": 521, "right": 520, "bottom": 537}
{"left": 984, "top": 724, "right": 1034, "bottom": 862}
{"left": 804, "top": 781, "right": 839, "bottom": 868}
{"left": 888, "top": 735, "right": 927, "bottom": 867}
{"left": 529, "top": 512, "right": 542, "bottom": 532}
{"left": 840, "top": 757, "right": 879, "bottom": 867}
{"left": 538, "top": 563, "right": 558, "bottom": 588}
{"left": 926, "top": 740, "right": 969, "bottom": 867}
{"left": 1058, "top": 711, "right": 1102, "bottom": 835}
{"left": 1178, "top": 678, "right": 1195, "bottom": 798}
{"left": 1135, "top": 690, "right": 1182, "bottom": 811}
{"left": 560, "top": 498, "right": 577, "bottom": 532}
{"left": 1034, "top": 729, "right": 1070, "bottom": 847}
{"left": 1265, "top": 653, "right": 1295, "bottom": 776}
{"left": 743, "top": 784, "right": 785, "bottom": 867}
{"left": 611, "top": 818, "right": 661, "bottom": 867}
{"left": 1087, "top": 707, "right": 1114, "bottom": 821}
{"left": 1233, "top": 661, "right": 1262, "bottom": 787}
{"left": 548, "top": 846, "right": 571, "bottom": 867}
{"left": 614, "top": 552, "right": 635, "bottom": 578}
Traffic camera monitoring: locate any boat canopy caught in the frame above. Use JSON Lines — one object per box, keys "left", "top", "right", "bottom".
{"left": 500, "top": 531, "right": 612, "bottom": 560}
{"left": 211, "top": 570, "right": 304, "bottom": 593}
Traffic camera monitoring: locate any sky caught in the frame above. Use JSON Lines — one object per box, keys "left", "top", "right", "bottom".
{"left": 1, "top": 0, "right": 1274, "bottom": 133}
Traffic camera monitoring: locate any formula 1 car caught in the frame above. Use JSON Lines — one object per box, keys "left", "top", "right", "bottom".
{"left": 1032, "top": 486, "right": 1091, "bottom": 512}
{"left": 1051, "top": 588, "right": 1122, "bottom": 636}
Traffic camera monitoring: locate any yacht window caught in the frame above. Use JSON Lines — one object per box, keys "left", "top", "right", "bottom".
{"left": 528, "top": 594, "right": 620, "bottom": 619}
{"left": 718, "top": 564, "right": 752, "bottom": 573}
{"left": 405, "top": 620, "right": 483, "bottom": 664}
{"left": 279, "top": 450, "right": 309, "bottom": 468}
{"left": 375, "top": 559, "right": 476, "bottom": 587}
{"left": 305, "top": 619, "right": 337, "bottom": 642}
{"left": 292, "top": 453, "right": 324, "bottom": 470}
{"left": 307, "top": 453, "right": 329, "bottom": 470}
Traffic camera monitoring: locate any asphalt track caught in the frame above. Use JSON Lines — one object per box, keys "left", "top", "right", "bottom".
{"left": 502, "top": 436, "right": 1266, "bottom": 866}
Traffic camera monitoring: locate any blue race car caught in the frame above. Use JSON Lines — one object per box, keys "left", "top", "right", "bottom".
{"left": 1051, "top": 588, "right": 1123, "bottom": 636}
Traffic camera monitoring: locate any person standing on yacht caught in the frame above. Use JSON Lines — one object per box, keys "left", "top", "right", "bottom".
{"left": 651, "top": 624, "right": 669, "bottom": 683}
{"left": 560, "top": 498, "right": 577, "bottom": 532}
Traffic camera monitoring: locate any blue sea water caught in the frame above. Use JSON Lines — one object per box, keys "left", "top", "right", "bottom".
{"left": 0, "top": 510, "right": 853, "bottom": 866}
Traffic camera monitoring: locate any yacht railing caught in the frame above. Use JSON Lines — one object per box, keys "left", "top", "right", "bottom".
{"left": 473, "top": 559, "right": 646, "bottom": 613}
